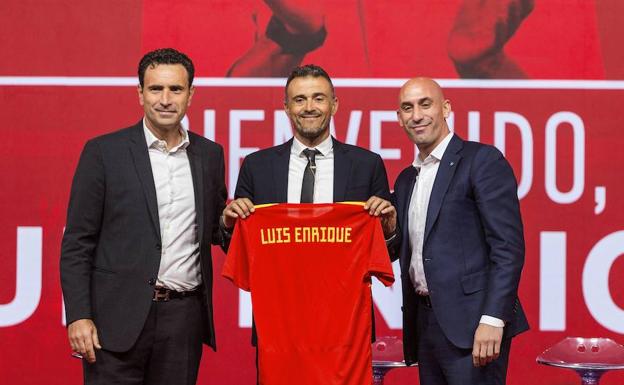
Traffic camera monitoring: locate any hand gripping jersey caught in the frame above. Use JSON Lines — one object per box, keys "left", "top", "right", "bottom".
{"left": 222, "top": 203, "right": 394, "bottom": 385}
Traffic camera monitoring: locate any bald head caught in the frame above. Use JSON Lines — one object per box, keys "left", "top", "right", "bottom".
{"left": 397, "top": 77, "right": 451, "bottom": 158}
{"left": 399, "top": 77, "right": 446, "bottom": 104}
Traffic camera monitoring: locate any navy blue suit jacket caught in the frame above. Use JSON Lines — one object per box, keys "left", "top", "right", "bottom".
{"left": 393, "top": 135, "right": 529, "bottom": 365}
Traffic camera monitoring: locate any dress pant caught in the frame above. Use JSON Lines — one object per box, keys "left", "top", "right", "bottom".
{"left": 416, "top": 299, "right": 512, "bottom": 385}
{"left": 84, "top": 294, "right": 204, "bottom": 385}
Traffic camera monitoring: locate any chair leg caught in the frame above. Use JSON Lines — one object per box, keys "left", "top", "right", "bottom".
{"left": 576, "top": 369, "right": 604, "bottom": 385}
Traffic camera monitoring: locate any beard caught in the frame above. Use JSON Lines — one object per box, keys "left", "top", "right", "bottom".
{"left": 296, "top": 124, "right": 329, "bottom": 141}
{"left": 292, "top": 113, "right": 331, "bottom": 141}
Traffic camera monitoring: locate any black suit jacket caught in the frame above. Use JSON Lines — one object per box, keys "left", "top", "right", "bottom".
{"left": 235, "top": 137, "right": 392, "bottom": 203}
{"left": 392, "top": 135, "right": 529, "bottom": 365}
{"left": 60, "top": 121, "right": 227, "bottom": 352}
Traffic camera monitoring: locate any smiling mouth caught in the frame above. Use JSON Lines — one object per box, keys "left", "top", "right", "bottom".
{"left": 409, "top": 121, "right": 431, "bottom": 129}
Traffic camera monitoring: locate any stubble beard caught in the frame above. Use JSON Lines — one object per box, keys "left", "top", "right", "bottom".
{"left": 294, "top": 116, "right": 330, "bottom": 143}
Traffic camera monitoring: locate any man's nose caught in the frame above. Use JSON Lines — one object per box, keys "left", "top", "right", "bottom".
{"left": 160, "top": 90, "right": 171, "bottom": 105}
{"left": 304, "top": 98, "right": 314, "bottom": 111}
{"left": 411, "top": 109, "right": 424, "bottom": 122}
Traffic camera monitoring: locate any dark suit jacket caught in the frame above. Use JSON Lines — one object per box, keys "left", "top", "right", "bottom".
{"left": 235, "top": 137, "right": 392, "bottom": 203}
{"left": 60, "top": 121, "right": 227, "bottom": 352}
{"left": 231, "top": 137, "right": 397, "bottom": 344}
{"left": 392, "top": 135, "right": 529, "bottom": 365}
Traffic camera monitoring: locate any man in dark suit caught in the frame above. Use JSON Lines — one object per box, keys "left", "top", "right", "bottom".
{"left": 222, "top": 64, "right": 397, "bottom": 239}
{"left": 392, "top": 78, "right": 528, "bottom": 385}
{"left": 60, "top": 48, "right": 227, "bottom": 385}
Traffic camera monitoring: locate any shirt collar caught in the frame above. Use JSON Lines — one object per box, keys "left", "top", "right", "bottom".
{"left": 291, "top": 134, "right": 333, "bottom": 157}
{"left": 143, "top": 118, "right": 190, "bottom": 152}
{"left": 413, "top": 131, "right": 454, "bottom": 168}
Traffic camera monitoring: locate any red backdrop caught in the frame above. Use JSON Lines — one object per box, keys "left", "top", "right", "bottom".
{"left": 1, "top": 1, "right": 623, "bottom": 384}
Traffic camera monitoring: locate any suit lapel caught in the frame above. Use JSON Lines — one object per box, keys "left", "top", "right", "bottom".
{"left": 399, "top": 167, "right": 418, "bottom": 271}
{"left": 272, "top": 139, "right": 291, "bottom": 203}
{"left": 128, "top": 123, "right": 161, "bottom": 239}
{"left": 186, "top": 137, "right": 205, "bottom": 243}
{"left": 332, "top": 138, "right": 352, "bottom": 202}
{"left": 424, "top": 135, "right": 463, "bottom": 244}
{"left": 400, "top": 167, "right": 418, "bottom": 237}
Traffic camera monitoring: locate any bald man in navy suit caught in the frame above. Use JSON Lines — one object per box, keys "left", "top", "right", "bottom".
{"left": 392, "top": 78, "right": 528, "bottom": 385}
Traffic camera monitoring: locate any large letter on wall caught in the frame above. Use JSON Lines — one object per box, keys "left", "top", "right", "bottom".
{"left": 204, "top": 109, "right": 216, "bottom": 141}
{"left": 540, "top": 231, "right": 566, "bottom": 331}
{"left": 467, "top": 111, "right": 480, "bottom": 142}
{"left": 239, "top": 290, "right": 252, "bottom": 328}
{"left": 494, "top": 112, "right": 533, "bottom": 199}
{"left": 229, "top": 110, "right": 263, "bottom": 198}
{"left": 0, "top": 227, "right": 42, "bottom": 327}
{"left": 545, "top": 112, "right": 585, "bottom": 204}
{"left": 583, "top": 231, "right": 624, "bottom": 333}
{"left": 273, "top": 110, "right": 292, "bottom": 146}
{"left": 372, "top": 261, "right": 403, "bottom": 329}
{"left": 370, "top": 111, "right": 401, "bottom": 159}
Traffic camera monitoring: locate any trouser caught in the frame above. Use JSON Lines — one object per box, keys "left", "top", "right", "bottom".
{"left": 84, "top": 294, "right": 204, "bottom": 385}
{"left": 416, "top": 298, "right": 512, "bottom": 385}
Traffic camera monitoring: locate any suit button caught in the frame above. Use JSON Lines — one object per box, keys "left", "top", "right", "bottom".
{"left": 156, "top": 244, "right": 162, "bottom": 251}
{"left": 148, "top": 278, "right": 156, "bottom": 286}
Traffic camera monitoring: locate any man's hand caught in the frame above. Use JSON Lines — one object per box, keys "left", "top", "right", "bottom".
{"left": 68, "top": 319, "right": 101, "bottom": 364}
{"left": 222, "top": 198, "right": 255, "bottom": 229}
{"left": 364, "top": 196, "right": 397, "bottom": 237}
{"left": 472, "top": 323, "right": 504, "bottom": 367}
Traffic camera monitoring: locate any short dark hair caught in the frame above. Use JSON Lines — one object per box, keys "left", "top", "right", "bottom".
{"left": 285, "top": 64, "right": 334, "bottom": 101}
{"left": 138, "top": 48, "right": 194, "bottom": 88}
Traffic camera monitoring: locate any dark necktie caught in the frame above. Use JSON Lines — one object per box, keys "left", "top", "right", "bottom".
{"left": 300, "top": 148, "right": 320, "bottom": 203}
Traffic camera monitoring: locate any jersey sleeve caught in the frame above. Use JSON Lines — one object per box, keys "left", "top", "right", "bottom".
{"left": 221, "top": 220, "right": 252, "bottom": 291}
{"left": 367, "top": 219, "right": 395, "bottom": 287}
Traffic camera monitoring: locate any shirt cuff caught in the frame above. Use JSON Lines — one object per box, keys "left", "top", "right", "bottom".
{"left": 479, "top": 315, "right": 505, "bottom": 327}
{"left": 219, "top": 215, "right": 233, "bottom": 235}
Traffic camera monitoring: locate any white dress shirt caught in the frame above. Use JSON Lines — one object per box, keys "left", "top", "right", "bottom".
{"left": 287, "top": 135, "right": 334, "bottom": 203}
{"left": 408, "top": 132, "right": 453, "bottom": 295}
{"left": 408, "top": 132, "right": 503, "bottom": 327}
{"left": 144, "top": 120, "right": 201, "bottom": 291}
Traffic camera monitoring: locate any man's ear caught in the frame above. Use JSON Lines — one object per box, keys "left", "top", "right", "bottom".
{"left": 397, "top": 110, "right": 404, "bottom": 127}
{"left": 331, "top": 96, "right": 339, "bottom": 116}
{"left": 188, "top": 85, "right": 195, "bottom": 106}
{"left": 443, "top": 99, "right": 451, "bottom": 118}
{"left": 138, "top": 85, "right": 144, "bottom": 106}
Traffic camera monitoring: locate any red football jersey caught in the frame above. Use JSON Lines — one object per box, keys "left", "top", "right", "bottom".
{"left": 223, "top": 202, "right": 394, "bottom": 385}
